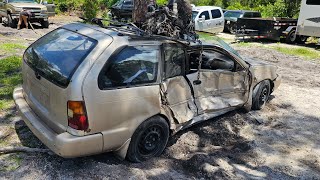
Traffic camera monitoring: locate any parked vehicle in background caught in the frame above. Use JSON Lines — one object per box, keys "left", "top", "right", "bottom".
{"left": 0, "top": 0, "right": 55, "bottom": 28}
{"left": 224, "top": 10, "right": 261, "bottom": 34}
{"left": 236, "top": 17, "right": 307, "bottom": 44}
{"left": 192, "top": 6, "right": 224, "bottom": 34}
{"left": 14, "top": 22, "right": 280, "bottom": 163}
{"left": 110, "top": 0, "right": 133, "bottom": 19}
{"left": 297, "top": 0, "right": 320, "bottom": 38}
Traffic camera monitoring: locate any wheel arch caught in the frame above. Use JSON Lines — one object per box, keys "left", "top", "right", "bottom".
{"left": 114, "top": 113, "right": 171, "bottom": 160}
{"left": 252, "top": 79, "right": 273, "bottom": 100}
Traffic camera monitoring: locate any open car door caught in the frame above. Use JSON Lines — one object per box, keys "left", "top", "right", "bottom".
{"left": 160, "top": 43, "right": 198, "bottom": 124}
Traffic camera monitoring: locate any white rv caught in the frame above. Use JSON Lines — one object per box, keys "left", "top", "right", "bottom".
{"left": 297, "top": 0, "right": 320, "bottom": 37}
{"left": 192, "top": 6, "right": 225, "bottom": 34}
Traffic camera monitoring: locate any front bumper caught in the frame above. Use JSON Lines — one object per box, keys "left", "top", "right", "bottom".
{"left": 273, "top": 74, "right": 282, "bottom": 92}
{"left": 13, "top": 87, "right": 103, "bottom": 158}
{"left": 11, "top": 13, "right": 48, "bottom": 21}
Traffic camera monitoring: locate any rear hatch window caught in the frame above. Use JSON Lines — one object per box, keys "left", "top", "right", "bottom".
{"left": 24, "top": 28, "right": 97, "bottom": 88}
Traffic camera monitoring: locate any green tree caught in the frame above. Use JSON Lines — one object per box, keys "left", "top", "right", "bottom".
{"left": 83, "top": 0, "right": 99, "bottom": 20}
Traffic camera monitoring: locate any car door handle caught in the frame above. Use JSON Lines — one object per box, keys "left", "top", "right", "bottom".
{"left": 193, "top": 80, "right": 202, "bottom": 85}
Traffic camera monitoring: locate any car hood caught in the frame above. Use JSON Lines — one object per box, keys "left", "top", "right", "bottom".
{"left": 243, "top": 57, "right": 270, "bottom": 66}
{"left": 10, "top": 3, "right": 45, "bottom": 9}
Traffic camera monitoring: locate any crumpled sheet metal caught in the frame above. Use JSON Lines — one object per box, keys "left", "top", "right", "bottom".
{"left": 187, "top": 70, "right": 248, "bottom": 114}
{"left": 160, "top": 76, "right": 197, "bottom": 124}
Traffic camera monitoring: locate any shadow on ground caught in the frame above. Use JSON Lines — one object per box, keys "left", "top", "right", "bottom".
{"left": 7, "top": 105, "right": 319, "bottom": 179}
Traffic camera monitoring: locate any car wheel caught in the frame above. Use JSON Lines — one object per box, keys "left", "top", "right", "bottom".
{"left": 229, "top": 25, "right": 236, "bottom": 34}
{"left": 7, "top": 14, "right": 17, "bottom": 28}
{"left": 41, "top": 20, "right": 49, "bottom": 28}
{"left": 126, "top": 116, "right": 169, "bottom": 163}
{"left": 296, "top": 35, "right": 308, "bottom": 44}
{"left": 252, "top": 80, "right": 271, "bottom": 110}
{"left": 286, "top": 30, "right": 297, "bottom": 44}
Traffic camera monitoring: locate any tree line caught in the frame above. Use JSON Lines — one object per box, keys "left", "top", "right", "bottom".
{"left": 53, "top": 0, "right": 302, "bottom": 19}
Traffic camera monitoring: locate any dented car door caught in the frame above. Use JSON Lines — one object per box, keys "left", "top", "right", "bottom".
{"left": 160, "top": 44, "right": 197, "bottom": 124}
{"left": 187, "top": 48, "right": 249, "bottom": 114}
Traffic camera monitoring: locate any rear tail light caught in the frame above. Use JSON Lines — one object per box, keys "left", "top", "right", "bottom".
{"left": 67, "top": 101, "right": 89, "bottom": 131}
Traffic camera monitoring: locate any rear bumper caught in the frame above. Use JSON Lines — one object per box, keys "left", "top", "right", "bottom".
{"left": 13, "top": 87, "right": 103, "bottom": 158}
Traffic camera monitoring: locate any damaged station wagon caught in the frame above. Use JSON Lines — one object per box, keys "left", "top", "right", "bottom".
{"left": 13, "top": 22, "right": 281, "bottom": 162}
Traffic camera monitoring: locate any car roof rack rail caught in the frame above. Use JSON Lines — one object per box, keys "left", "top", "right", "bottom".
{"left": 80, "top": 17, "right": 201, "bottom": 46}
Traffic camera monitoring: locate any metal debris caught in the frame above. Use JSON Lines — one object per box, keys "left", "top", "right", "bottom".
{"left": 142, "top": 0, "right": 198, "bottom": 41}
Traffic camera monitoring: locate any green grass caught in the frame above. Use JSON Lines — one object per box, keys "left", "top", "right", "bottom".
{"left": 198, "top": 32, "right": 213, "bottom": 40}
{"left": 0, "top": 56, "right": 22, "bottom": 110}
{"left": 0, "top": 154, "right": 22, "bottom": 172}
{"left": 272, "top": 46, "right": 320, "bottom": 60}
{"left": 0, "top": 43, "right": 26, "bottom": 53}
{"left": 235, "top": 41, "right": 253, "bottom": 47}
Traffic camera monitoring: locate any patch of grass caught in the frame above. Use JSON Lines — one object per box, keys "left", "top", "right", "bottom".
{"left": 0, "top": 154, "right": 22, "bottom": 172}
{"left": 0, "top": 43, "right": 26, "bottom": 53}
{"left": 0, "top": 56, "right": 22, "bottom": 110}
{"left": 272, "top": 46, "right": 320, "bottom": 60}
{"left": 235, "top": 41, "right": 253, "bottom": 47}
{"left": 198, "top": 32, "right": 213, "bottom": 41}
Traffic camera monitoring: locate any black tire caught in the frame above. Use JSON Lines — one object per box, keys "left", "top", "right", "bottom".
{"left": 0, "top": 16, "right": 2, "bottom": 23}
{"left": 252, "top": 80, "right": 271, "bottom": 110}
{"left": 286, "top": 29, "right": 297, "bottom": 44}
{"left": 7, "top": 14, "right": 17, "bottom": 28}
{"left": 126, "top": 116, "right": 169, "bottom": 163}
{"left": 229, "top": 24, "right": 236, "bottom": 34}
{"left": 41, "top": 20, "right": 49, "bottom": 28}
{"left": 296, "top": 35, "right": 308, "bottom": 44}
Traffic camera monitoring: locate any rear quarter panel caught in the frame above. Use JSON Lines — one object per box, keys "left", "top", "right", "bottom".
{"left": 82, "top": 37, "right": 161, "bottom": 152}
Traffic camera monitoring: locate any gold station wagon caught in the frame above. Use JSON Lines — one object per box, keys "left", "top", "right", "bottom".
{"left": 13, "top": 23, "right": 281, "bottom": 162}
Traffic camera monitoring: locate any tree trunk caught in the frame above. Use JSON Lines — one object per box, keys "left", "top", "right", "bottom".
{"left": 133, "top": 0, "right": 156, "bottom": 25}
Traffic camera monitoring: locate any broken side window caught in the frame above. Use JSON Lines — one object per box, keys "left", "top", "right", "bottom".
{"left": 201, "top": 50, "right": 235, "bottom": 71}
{"left": 99, "top": 46, "right": 159, "bottom": 89}
{"left": 164, "top": 45, "right": 185, "bottom": 79}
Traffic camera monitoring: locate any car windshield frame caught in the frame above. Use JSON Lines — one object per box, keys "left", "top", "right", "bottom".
{"left": 192, "top": 11, "right": 199, "bottom": 21}
{"left": 23, "top": 28, "right": 98, "bottom": 88}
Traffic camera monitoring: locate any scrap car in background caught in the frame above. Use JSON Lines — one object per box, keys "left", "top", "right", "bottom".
{"left": 14, "top": 22, "right": 281, "bottom": 162}
{"left": 0, "top": 0, "right": 55, "bottom": 28}
{"left": 110, "top": 0, "right": 133, "bottom": 19}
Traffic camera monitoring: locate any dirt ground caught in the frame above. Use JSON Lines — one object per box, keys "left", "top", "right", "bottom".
{"left": 1, "top": 17, "right": 320, "bottom": 179}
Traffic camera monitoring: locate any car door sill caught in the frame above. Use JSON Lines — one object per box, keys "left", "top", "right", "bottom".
{"left": 174, "top": 107, "right": 238, "bottom": 133}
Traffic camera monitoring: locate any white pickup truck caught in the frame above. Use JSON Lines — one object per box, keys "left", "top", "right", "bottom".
{"left": 192, "top": 6, "right": 224, "bottom": 34}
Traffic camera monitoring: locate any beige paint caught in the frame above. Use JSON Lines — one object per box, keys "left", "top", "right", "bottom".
{"left": 14, "top": 87, "right": 104, "bottom": 158}
{"left": 160, "top": 76, "right": 197, "bottom": 124}
{"left": 187, "top": 70, "right": 249, "bottom": 114}
{"left": 13, "top": 23, "right": 281, "bottom": 160}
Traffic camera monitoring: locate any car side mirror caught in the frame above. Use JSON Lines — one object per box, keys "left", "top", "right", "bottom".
{"left": 193, "top": 80, "right": 202, "bottom": 85}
